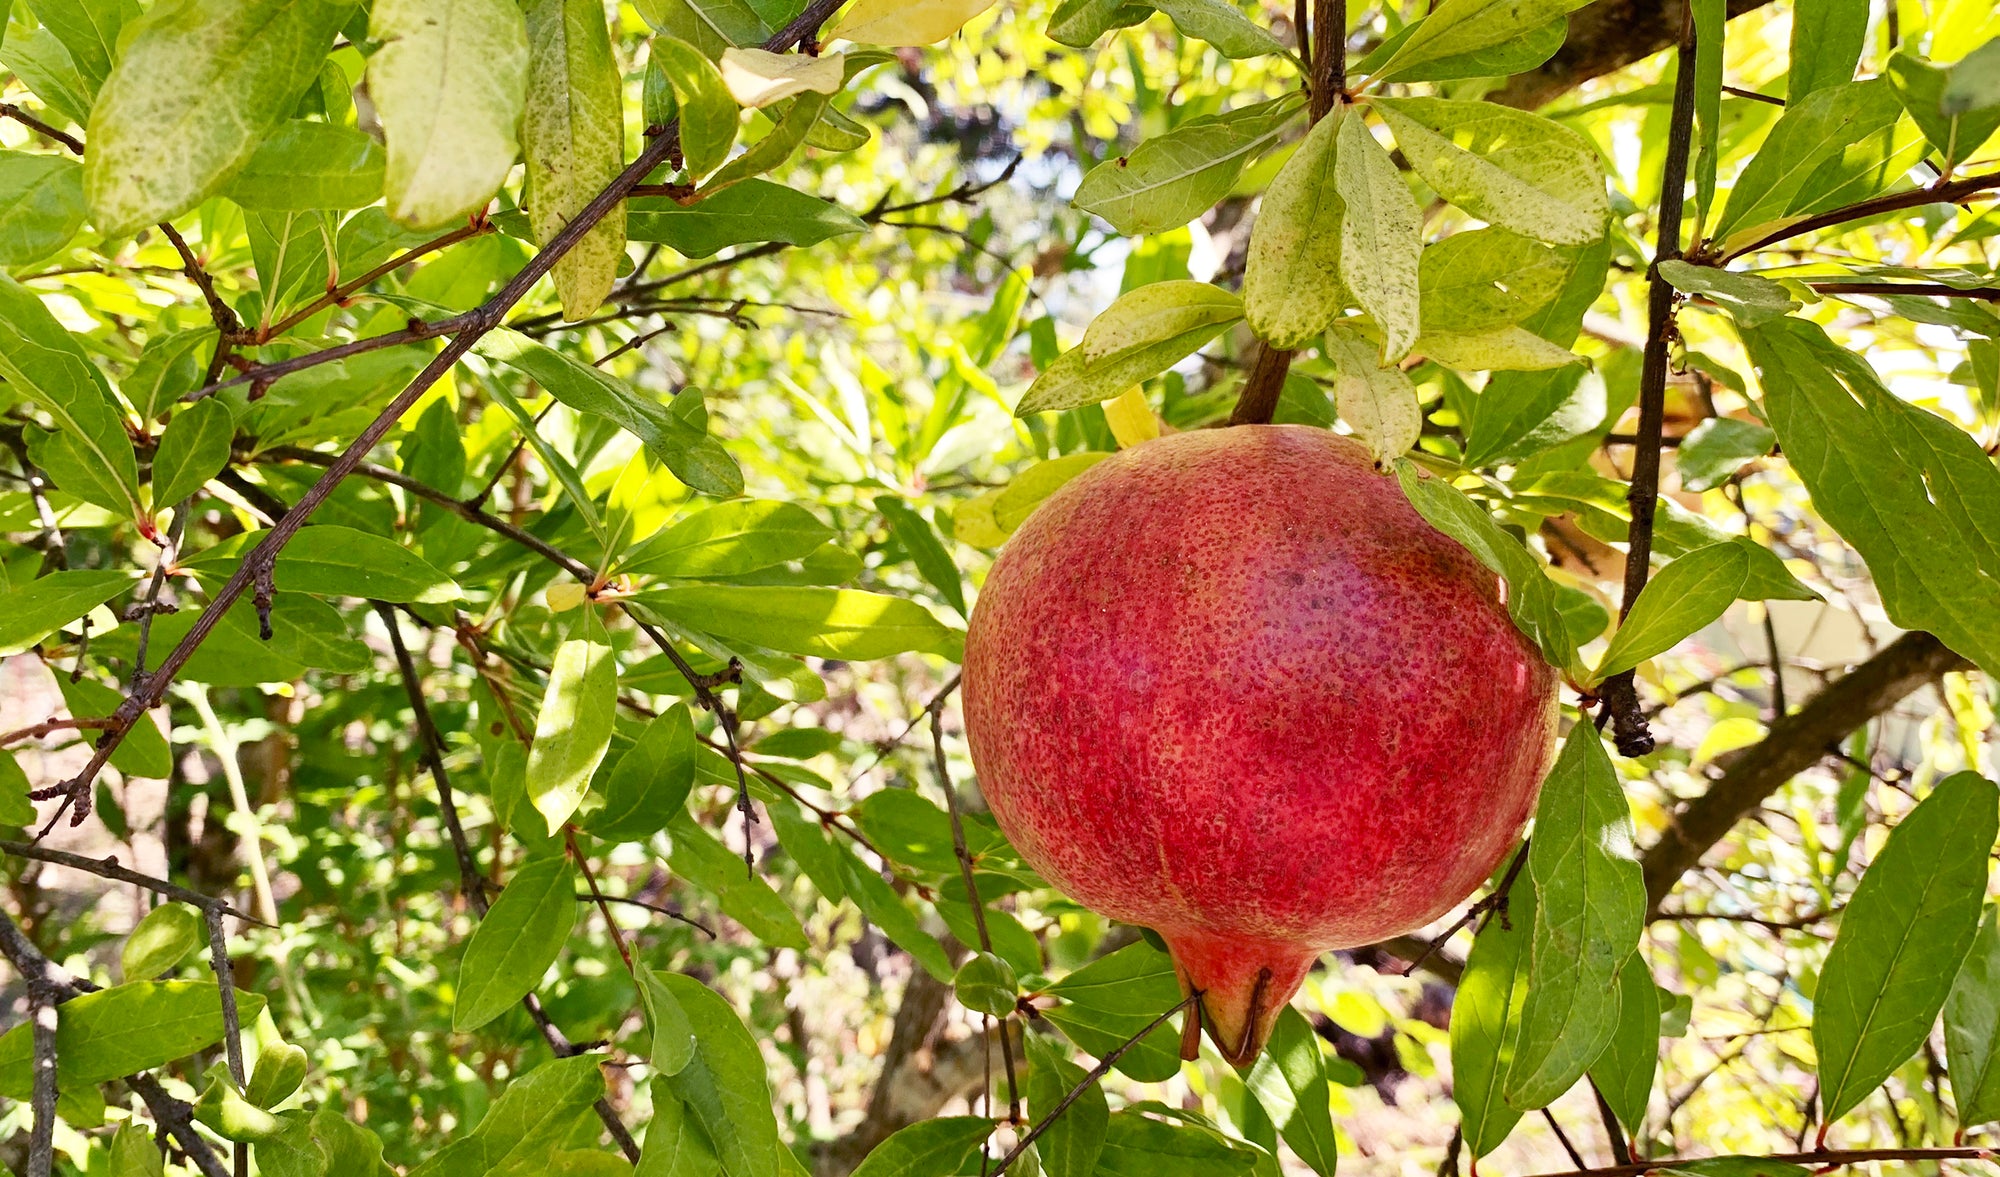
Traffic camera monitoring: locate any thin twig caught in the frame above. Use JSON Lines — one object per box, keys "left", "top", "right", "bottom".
{"left": 928, "top": 675, "right": 1018, "bottom": 1121}
{"left": 1397, "top": 840, "right": 1529, "bottom": 976}
{"left": 1715, "top": 170, "right": 2000, "bottom": 261}
{"left": 576, "top": 891, "right": 715, "bottom": 938}
{"left": 1526, "top": 1146, "right": 1995, "bottom": 1177}
{"left": 0, "top": 840, "right": 263, "bottom": 923}
{"left": 1595, "top": 3, "right": 1701, "bottom": 759}
{"left": 988, "top": 993, "right": 1202, "bottom": 1176}
{"left": 204, "top": 906, "right": 248, "bottom": 1087}
{"left": 0, "top": 103, "right": 84, "bottom": 153}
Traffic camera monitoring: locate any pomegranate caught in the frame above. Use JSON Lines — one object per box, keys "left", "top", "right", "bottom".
{"left": 962, "top": 426, "right": 1558, "bottom": 1065}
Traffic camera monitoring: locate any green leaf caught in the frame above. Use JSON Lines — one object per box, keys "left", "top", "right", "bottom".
{"left": 850, "top": 789, "right": 978, "bottom": 873}
{"left": 666, "top": 812, "right": 811, "bottom": 950}
{"left": 0, "top": 276, "right": 143, "bottom": 521}
{"left": 269, "top": 525, "right": 462, "bottom": 603}
{"left": 1072, "top": 96, "right": 1304, "bottom": 237}
{"left": 699, "top": 90, "right": 828, "bottom": 195}
{"left": 1946, "top": 905, "right": 2000, "bottom": 1128}
{"left": 875, "top": 496, "right": 966, "bottom": 617}
{"left": 245, "top": 1042, "right": 307, "bottom": 1109}
{"left": 1503, "top": 726, "right": 1645, "bottom": 1110}
{"left": 0, "top": 25, "right": 96, "bottom": 128}
{"left": 1691, "top": 0, "right": 1725, "bottom": 235}
{"left": 1094, "top": 1111, "right": 1259, "bottom": 1175}
{"left": 478, "top": 330, "right": 745, "bottom": 497}
{"left": 1789, "top": 0, "right": 1869, "bottom": 99}
{"left": 1243, "top": 1007, "right": 1339, "bottom": 1177}
{"left": 120, "top": 902, "right": 206, "bottom": 981}
{"left": 22, "top": 0, "right": 139, "bottom": 93}
{"left": 652, "top": 36, "right": 739, "bottom": 176}
{"left": 368, "top": 0, "right": 530, "bottom": 229}
{"left": 1942, "top": 37, "right": 2000, "bottom": 116}
{"left": 1450, "top": 863, "right": 1536, "bottom": 1156}
{"left": 0, "top": 981, "right": 268, "bottom": 1096}
{"left": 635, "top": 585, "right": 958, "bottom": 660}
{"left": 1044, "top": 942, "right": 1186, "bottom": 1082}
{"left": 637, "top": 1082, "right": 720, "bottom": 1177}
{"left": 527, "top": 607, "right": 618, "bottom": 834}
{"left": 636, "top": 0, "right": 770, "bottom": 58}
{"left": 1657, "top": 260, "right": 1798, "bottom": 327}
{"left": 1244, "top": 108, "right": 1347, "bottom": 349}
{"left": 1371, "top": 0, "right": 1592, "bottom": 86}
{"left": 1592, "top": 542, "right": 1750, "bottom": 682}
{"left": 126, "top": 329, "right": 215, "bottom": 421}
{"left": 1357, "top": 13, "right": 1565, "bottom": 81}
{"left": 1149, "top": 0, "right": 1285, "bottom": 59}
{"left": 151, "top": 398, "right": 234, "bottom": 507}
{"left": 1393, "top": 461, "right": 1576, "bottom": 675}
{"left": 0, "top": 152, "right": 85, "bottom": 264}
{"left": 1814, "top": 772, "right": 1998, "bottom": 1126}
{"left": 650, "top": 972, "right": 789, "bottom": 1176}
{"left": 408, "top": 1055, "right": 605, "bottom": 1177}
{"left": 1676, "top": 416, "right": 1776, "bottom": 492}
{"left": 1588, "top": 957, "right": 1661, "bottom": 1136}
{"left": 522, "top": 0, "right": 627, "bottom": 319}
{"left": 1886, "top": 52, "right": 2000, "bottom": 171}
{"left": 1324, "top": 320, "right": 1420, "bottom": 464}
{"left": 953, "top": 951, "right": 1018, "bottom": 1018}
{"left": 1742, "top": 317, "right": 2000, "bottom": 676}
{"left": 768, "top": 799, "right": 846, "bottom": 902}
{"left": 621, "top": 500, "right": 834, "bottom": 579}
{"left": 850, "top": 1117, "right": 993, "bottom": 1177}
{"left": 1047, "top": 0, "right": 1152, "bottom": 47}
{"left": 1654, "top": 1160, "right": 1813, "bottom": 1177}
{"left": 953, "top": 453, "right": 1110, "bottom": 546}
{"left": 639, "top": 967, "right": 697, "bottom": 1077}
{"left": 1026, "top": 1034, "right": 1107, "bottom": 1177}
{"left": 110, "top": 1119, "right": 165, "bottom": 1177}
{"left": 585, "top": 704, "right": 696, "bottom": 841}
{"left": 221, "top": 121, "right": 385, "bottom": 210}
{"left": 0, "top": 753, "right": 33, "bottom": 828}
{"left": 1334, "top": 112, "right": 1422, "bottom": 362}
{"left": 0, "top": 569, "right": 132, "bottom": 655}
{"left": 836, "top": 844, "right": 953, "bottom": 980}
{"left": 84, "top": 0, "right": 355, "bottom": 237}
{"left": 1017, "top": 282, "right": 1242, "bottom": 414}
{"left": 1418, "top": 230, "right": 1568, "bottom": 334}
{"left": 1711, "top": 79, "right": 1914, "bottom": 252}
{"left": 1460, "top": 234, "right": 1613, "bottom": 465}
{"left": 452, "top": 855, "right": 578, "bottom": 1031}
{"left": 1373, "top": 97, "right": 1609, "bottom": 247}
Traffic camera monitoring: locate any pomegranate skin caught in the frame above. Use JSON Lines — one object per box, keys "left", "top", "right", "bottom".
{"left": 962, "top": 426, "right": 1558, "bottom": 1065}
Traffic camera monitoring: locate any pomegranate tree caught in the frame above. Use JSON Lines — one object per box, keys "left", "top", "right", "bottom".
{"left": 962, "top": 426, "right": 1559, "bottom": 1065}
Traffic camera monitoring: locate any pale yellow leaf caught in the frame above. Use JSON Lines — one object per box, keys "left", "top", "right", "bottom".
{"left": 718, "top": 47, "right": 844, "bottom": 108}
{"left": 1103, "top": 386, "right": 1160, "bottom": 448}
{"left": 833, "top": 0, "right": 999, "bottom": 45}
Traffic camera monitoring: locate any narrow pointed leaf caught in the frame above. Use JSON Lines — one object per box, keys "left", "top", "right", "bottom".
{"left": 1334, "top": 113, "right": 1422, "bottom": 362}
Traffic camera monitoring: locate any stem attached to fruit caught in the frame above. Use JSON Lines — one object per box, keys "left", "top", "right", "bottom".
{"left": 1228, "top": 0, "right": 1349, "bottom": 426}
{"left": 1594, "top": 2, "right": 1702, "bottom": 758}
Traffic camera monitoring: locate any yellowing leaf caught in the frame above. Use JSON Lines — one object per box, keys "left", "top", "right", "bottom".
{"left": 1419, "top": 327, "right": 1584, "bottom": 372}
{"left": 526, "top": 607, "right": 617, "bottom": 834}
{"left": 369, "top": 0, "right": 531, "bottom": 229}
{"left": 718, "top": 47, "right": 844, "bottom": 107}
{"left": 1103, "top": 386, "right": 1160, "bottom": 448}
{"left": 1334, "top": 113, "right": 1422, "bottom": 363}
{"left": 523, "top": 0, "right": 628, "bottom": 320}
{"left": 1323, "top": 321, "right": 1420, "bottom": 464}
{"left": 833, "top": 0, "right": 998, "bottom": 45}
{"left": 1244, "top": 108, "right": 1348, "bottom": 349}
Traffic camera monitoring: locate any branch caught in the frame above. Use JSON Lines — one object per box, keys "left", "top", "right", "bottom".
{"left": 1525, "top": 1146, "right": 1995, "bottom": 1177}
{"left": 1593, "top": 4, "right": 1700, "bottom": 759}
{"left": 1487, "top": 0, "right": 1778, "bottom": 110}
{"left": 1809, "top": 281, "right": 2000, "bottom": 301}
{"left": 1716, "top": 170, "right": 2000, "bottom": 261}
{"left": 0, "top": 840, "right": 264, "bottom": 924}
{"left": 1638, "top": 630, "right": 1967, "bottom": 912}
{"left": 37, "top": 0, "right": 851, "bottom": 829}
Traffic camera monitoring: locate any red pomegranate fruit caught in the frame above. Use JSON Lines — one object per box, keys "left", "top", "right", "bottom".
{"left": 962, "top": 426, "right": 1559, "bottom": 1065}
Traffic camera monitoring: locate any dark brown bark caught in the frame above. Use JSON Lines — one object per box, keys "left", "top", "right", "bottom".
{"left": 1638, "top": 630, "right": 1968, "bottom": 912}
{"left": 1488, "top": 0, "right": 1780, "bottom": 110}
